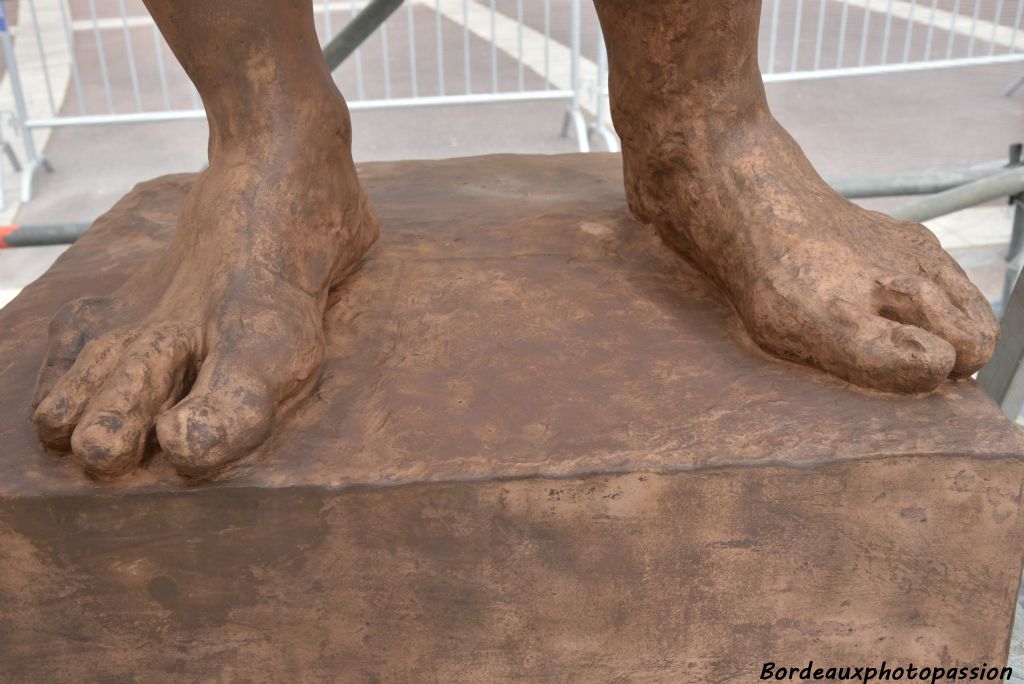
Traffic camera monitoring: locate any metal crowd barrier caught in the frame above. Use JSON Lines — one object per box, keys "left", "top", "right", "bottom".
{"left": 0, "top": 0, "right": 1019, "bottom": 205}
{"left": 0, "top": 0, "right": 594, "bottom": 204}
{"left": 586, "top": 0, "right": 1024, "bottom": 148}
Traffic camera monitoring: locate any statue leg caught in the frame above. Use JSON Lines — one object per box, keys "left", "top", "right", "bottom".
{"left": 592, "top": 0, "right": 997, "bottom": 393}
{"left": 31, "top": 0, "right": 378, "bottom": 478}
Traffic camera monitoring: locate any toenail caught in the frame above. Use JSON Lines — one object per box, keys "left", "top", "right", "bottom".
{"left": 71, "top": 414, "right": 139, "bottom": 465}
{"left": 87, "top": 411, "right": 125, "bottom": 434}
{"left": 33, "top": 401, "right": 74, "bottom": 439}
{"left": 888, "top": 326, "right": 935, "bottom": 353}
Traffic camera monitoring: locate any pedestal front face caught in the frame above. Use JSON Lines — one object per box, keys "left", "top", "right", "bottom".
{"left": 0, "top": 155, "right": 1022, "bottom": 681}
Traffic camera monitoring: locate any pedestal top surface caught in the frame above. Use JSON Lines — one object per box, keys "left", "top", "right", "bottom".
{"left": 1, "top": 154, "right": 1020, "bottom": 496}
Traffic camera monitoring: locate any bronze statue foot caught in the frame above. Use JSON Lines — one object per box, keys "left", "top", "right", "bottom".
{"left": 31, "top": 107, "right": 378, "bottom": 479}
{"left": 624, "top": 114, "right": 997, "bottom": 393}
{"left": 30, "top": 0, "right": 379, "bottom": 479}
{"left": 593, "top": 0, "right": 998, "bottom": 393}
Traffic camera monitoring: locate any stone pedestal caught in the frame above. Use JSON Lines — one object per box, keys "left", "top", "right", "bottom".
{"left": 1, "top": 154, "right": 1023, "bottom": 682}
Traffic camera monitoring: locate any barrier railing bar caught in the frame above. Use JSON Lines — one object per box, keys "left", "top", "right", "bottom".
{"left": 20, "top": 90, "right": 578, "bottom": 129}
{"left": 989, "top": 0, "right": 1005, "bottom": 56}
{"left": 561, "top": 0, "right": 588, "bottom": 152}
{"left": 924, "top": 0, "right": 937, "bottom": 59}
{"left": 585, "top": 53, "right": 1024, "bottom": 113}
{"left": 967, "top": 0, "right": 982, "bottom": 56}
{"left": 1010, "top": 0, "right": 1023, "bottom": 55}
{"left": 880, "top": 0, "right": 894, "bottom": 64}
{"left": 857, "top": 1, "right": 871, "bottom": 67}
{"left": 26, "top": 0, "right": 56, "bottom": 115}
{"left": 116, "top": 0, "right": 143, "bottom": 112}
{"left": 829, "top": 167, "right": 1010, "bottom": 198}
{"left": 434, "top": 0, "right": 444, "bottom": 96}
{"left": 407, "top": 0, "right": 418, "bottom": 98}
{"left": 56, "top": 0, "right": 85, "bottom": 115}
{"left": 516, "top": 0, "right": 524, "bottom": 91}
{"left": 889, "top": 166, "right": 1024, "bottom": 222}
{"left": 901, "top": 0, "right": 917, "bottom": 63}
{"left": 813, "top": 0, "right": 827, "bottom": 70}
{"left": 543, "top": 0, "right": 551, "bottom": 89}
{"left": 764, "top": 52, "right": 1024, "bottom": 82}
{"left": 0, "top": 15, "right": 52, "bottom": 202}
{"left": 945, "top": 0, "right": 960, "bottom": 59}
{"left": 837, "top": 0, "right": 851, "bottom": 67}
{"left": 587, "top": 29, "right": 618, "bottom": 152}
{"left": 322, "top": 0, "right": 332, "bottom": 37}
{"left": 86, "top": 0, "right": 114, "bottom": 114}
{"left": 490, "top": 0, "right": 497, "bottom": 94}
{"left": 381, "top": 17, "right": 391, "bottom": 98}
{"left": 768, "top": 0, "right": 780, "bottom": 74}
{"left": 979, "top": 254, "right": 1024, "bottom": 416}
{"left": 463, "top": 0, "right": 471, "bottom": 94}
{"left": 323, "top": 0, "right": 402, "bottom": 71}
{"left": 150, "top": 24, "right": 171, "bottom": 111}
{"left": 352, "top": 0, "right": 366, "bottom": 99}
{"left": 791, "top": 0, "right": 804, "bottom": 72}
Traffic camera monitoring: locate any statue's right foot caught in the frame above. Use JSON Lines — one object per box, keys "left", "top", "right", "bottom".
{"left": 594, "top": 0, "right": 998, "bottom": 393}
{"left": 31, "top": 101, "right": 378, "bottom": 479}
{"left": 621, "top": 112, "right": 997, "bottom": 393}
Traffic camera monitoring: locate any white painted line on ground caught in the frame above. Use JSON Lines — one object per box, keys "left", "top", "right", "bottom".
{"left": 833, "top": 0, "right": 1024, "bottom": 51}
{"left": 924, "top": 204, "right": 1016, "bottom": 250}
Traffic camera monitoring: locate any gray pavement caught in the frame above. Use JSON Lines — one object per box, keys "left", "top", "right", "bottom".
{"left": 11, "top": 58, "right": 1024, "bottom": 222}
{"left": 1, "top": 0, "right": 1020, "bottom": 222}
{"left": 5, "top": 59, "right": 1021, "bottom": 307}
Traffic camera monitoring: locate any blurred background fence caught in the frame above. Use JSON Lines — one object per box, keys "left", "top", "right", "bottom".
{"left": 0, "top": 0, "right": 1020, "bottom": 205}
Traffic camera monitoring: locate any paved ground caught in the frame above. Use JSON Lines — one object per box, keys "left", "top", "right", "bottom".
{"left": 6, "top": 59, "right": 1020, "bottom": 306}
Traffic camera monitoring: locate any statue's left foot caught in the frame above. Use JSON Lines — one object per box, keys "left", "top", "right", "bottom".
{"left": 623, "top": 114, "right": 998, "bottom": 393}
{"left": 31, "top": 102, "right": 378, "bottom": 479}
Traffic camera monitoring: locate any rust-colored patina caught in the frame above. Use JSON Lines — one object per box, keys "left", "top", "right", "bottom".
{"left": 29, "top": 0, "right": 379, "bottom": 479}
{"left": 0, "top": 156, "right": 1022, "bottom": 680}
{"left": 592, "top": 0, "right": 997, "bottom": 393}
{"left": 27, "top": 0, "right": 998, "bottom": 480}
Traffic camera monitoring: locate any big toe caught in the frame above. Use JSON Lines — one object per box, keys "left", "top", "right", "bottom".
{"left": 157, "top": 301, "right": 326, "bottom": 478}
{"left": 748, "top": 293, "right": 956, "bottom": 393}
{"left": 826, "top": 313, "right": 956, "bottom": 393}
{"left": 156, "top": 389, "right": 275, "bottom": 478}
{"left": 948, "top": 308, "right": 998, "bottom": 379}
{"left": 875, "top": 273, "right": 997, "bottom": 379}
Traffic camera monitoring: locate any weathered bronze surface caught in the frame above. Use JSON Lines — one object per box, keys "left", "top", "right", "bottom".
{"left": 1, "top": 156, "right": 1022, "bottom": 680}
{"left": 29, "top": 0, "right": 379, "bottom": 479}
{"left": 592, "top": 0, "right": 997, "bottom": 394}
{"left": 28, "top": 0, "right": 999, "bottom": 479}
